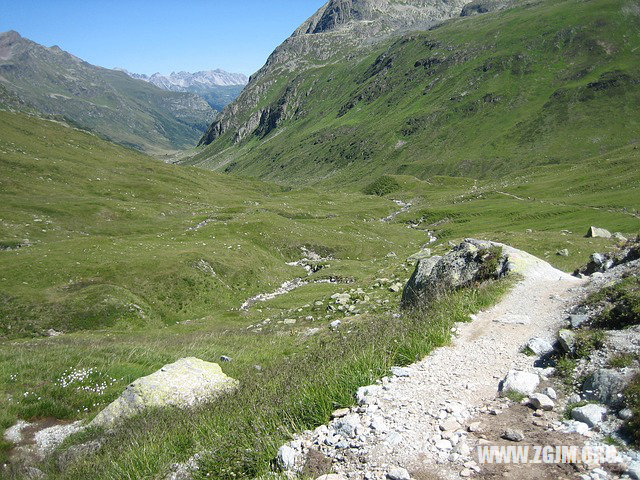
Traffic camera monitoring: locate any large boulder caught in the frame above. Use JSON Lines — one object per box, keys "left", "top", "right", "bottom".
{"left": 402, "top": 239, "right": 509, "bottom": 308}
{"left": 582, "top": 368, "right": 634, "bottom": 409}
{"left": 586, "top": 226, "right": 612, "bottom": 239}
{"left": 91, "top": 358, "right": 238, "bottom": 427}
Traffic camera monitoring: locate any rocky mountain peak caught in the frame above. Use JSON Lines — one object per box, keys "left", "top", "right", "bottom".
{"left": 0, "top": 30, "right": 22, "bottom": 44}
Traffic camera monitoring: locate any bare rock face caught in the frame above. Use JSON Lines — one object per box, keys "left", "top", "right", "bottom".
{"left": 91, "top": 358, "right": 238, "bottom": 428}
{"left": 402, "top": 239, "right": 509, "bottom": 308}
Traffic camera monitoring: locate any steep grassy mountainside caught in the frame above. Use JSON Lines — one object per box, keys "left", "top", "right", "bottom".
{"left": 189, "top": 0, "right": 640, "bottom": 186}
{"left": 0, "top": 31, "right": 215, "bottom": 153}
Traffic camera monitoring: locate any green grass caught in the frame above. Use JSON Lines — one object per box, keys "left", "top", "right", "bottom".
{"left": 625, "top": 373, "right": 640, "bottom": 448}
{"left": 589, "top": 274, "right": 640, "bottom": 329}
{"left": 608, "top": 353, "right": 636, "bottom": 368}
{"left": 43, "top": 278, "right": 511, "bottom": 480}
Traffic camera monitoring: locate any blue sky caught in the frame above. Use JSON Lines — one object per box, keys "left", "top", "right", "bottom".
{"left": 0, "top": 0, "right": 324, "bottom": 76}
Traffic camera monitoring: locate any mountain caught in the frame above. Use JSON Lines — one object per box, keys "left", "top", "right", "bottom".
{"left": 188, "top": 0, "right": 640, "bottom": 187}
{"left": 118, "top": 69, "right": 248, "bottom": 111}
{"left": 0, "top": 31, "right": 216, "bottom": 153}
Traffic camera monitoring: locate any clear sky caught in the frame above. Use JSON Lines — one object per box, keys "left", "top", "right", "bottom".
{"left": 0, "top": 0, "right": 325, "bottom": 76}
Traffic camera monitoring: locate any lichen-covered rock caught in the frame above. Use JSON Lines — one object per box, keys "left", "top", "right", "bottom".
{"left": 91, "top": 358, "right": 238, "bottom": 427}
{"left": 402, "top": 239, "right": 509, "bottom": 308}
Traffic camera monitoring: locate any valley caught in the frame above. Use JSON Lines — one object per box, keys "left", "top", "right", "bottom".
{"left": 0, "top": 0, "right": 639, "bottom": 478}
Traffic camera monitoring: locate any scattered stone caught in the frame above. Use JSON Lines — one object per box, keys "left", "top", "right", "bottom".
{"left": 356, "top": 385, "right": 381, "bottom": 405}
{"left": 613, "top": 232, "right": 628, "bottom": 242}
{"left": 334, "top": 414, "right": 361, "bottom": 438}
{"left": 527, "top": 337, "right": 554, "bottom": 356}
{"left": 440, "top": 418, "right": 461, "bottom": 432}
{"left": 619, "top": 408, "right": 633, "bottom": 420}
{"left": 557, "top": 329, "right": 576, "bottom": 354}
{"left": 91, "top": 358, "right": 238, "bottom": 427}
{"left": 316, "top": 475, "right": 347, "bottom": 480}
{"left": 220, "top": 355, "right": 232, "bottom": 362}
{"left": 331, "top": 408, "right": 350, "bottom": 419}
{"left": 277, "top": 445, "right": 298, "bottom": 471}
{"left": 571, "top": 404, "right": 607, "bottom": 428}
{"left": 529, "top": 393, "right": 554, "bottom": 411}
{"left": 563, "top": 420, "right": 590, "bottom": 435}
{"left": 585, "top": 226, "right": 612, "bottom": 239}
{"left": 544, "top": 387, "right": 557, "bottom": 400}
{"left": 4, "top": 420, "right": 30, "bottom": 443}
{"left": 387, "top": 467, "right": 411, "bottom": 480}
{"left": 330, "top": 320, "right": 342, "bottom": 330}
{"left": 390, "top": 366, "right": 412, "bottom": 377}
{"left": 283, "top": 318, "right": 297, "bottom": 325}
{"left": 467, "top": 422, "right": 481, "bottom": 432}
{"left": 501, "top": 429, "right": 525, "bottom": 442}
{"left": 557, "top": 249, "right": 569, "bottom": 257}
{"left": 569, "top": 314, "right": 589, "bottom": 329}
{"left": 435, "top": 439, "right": 453, "bottom": 450}
{"left": 500, "top": 370, "right": 539, "bottom": 396}
{"left": 389, "top": 282, "right": 403, "bottom": 293}
{"left": 628, "top": 461, "right": 640, "bottom": 480}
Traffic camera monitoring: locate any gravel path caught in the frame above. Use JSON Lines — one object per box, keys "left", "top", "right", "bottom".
{"left": 283, "top": 243, "right": 586, "bottom": 479}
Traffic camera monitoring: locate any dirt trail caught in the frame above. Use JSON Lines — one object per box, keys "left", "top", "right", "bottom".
{"left": 289, "top": 243, "right": 587, "bottom": 479}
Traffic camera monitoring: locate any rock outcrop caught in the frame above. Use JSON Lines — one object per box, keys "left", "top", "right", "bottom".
{"left": 91, "top": 358, "right": 238, "bottom": 427}
{"left": 573, "top": 237, "right": 640, "bottom": 277}
{"left": 402, "top": 239, "right": 510, "bottom": 308}
{"left": 198, "top": 0, "right": 470, "bottom": 147}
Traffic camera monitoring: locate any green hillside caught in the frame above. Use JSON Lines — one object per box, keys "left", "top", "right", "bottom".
{"left": 189, "top": 0, "right": 640, "bottom": 187}
{"left": 0, "top": 31, "right": 215, "bottom": 154}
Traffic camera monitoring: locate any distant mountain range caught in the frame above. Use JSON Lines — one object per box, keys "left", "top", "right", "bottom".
{"left": 0, "top": 30, "right": 216, "bottom": 153}
{"left": 118, "top": 69, "right": 248, "bottom": 112}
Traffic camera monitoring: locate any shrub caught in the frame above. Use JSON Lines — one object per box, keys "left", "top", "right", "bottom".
{"left": 362, "top": 175, "right": 400, "bottom": 196}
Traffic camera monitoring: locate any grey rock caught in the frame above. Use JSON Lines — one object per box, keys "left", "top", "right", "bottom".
{"left": 334, "top": 414, "right": 361, "bottom": 438}
{"left": 571, "top": 404, "right": 607, "bottom": 428}
{"left": 569, "top": 314, "right": 589, "bottom": 329}
{"left": 356, "top": 385, "right": 382, "bottom": 405}
{"left": 619, "top": 408, "right": 633, "bottom": 420}
{"left": 562, "top": 420, "right": 590, "bottom": 435}
{"left": 583, "top": 369, "right": 633, "bottom": 408}
{"left": 628, "top": 461, "right": 640, "bottom": 480}
{"left": 529, "top": 393, "right": 555, "bottom": 411}
{"left": 557, "top": 249, "right": 569, "bottom": 257}
{"left": 387, "top": 467, "right": 411, "bottom": 480}
{"left": 544, "top": 387, "right": 557, "bottom": 400}
{"left": 91, "top": 358, "right": 238, "bottom": 427}
{"left": 403, "top": 240, "right": 508, "bottom": 308}
{"left": 219, "top": 355, "right": 232, "bottom": 362}
{"left": 586, "top": 226, "right": 612, "bottom": 239}
{"left": 558, "top": 329, "right": 576, "bottom": 354}
{"left": 390, "top": 366, "right": 412, "bottom": 377}
{"left": 527, "top": 337, "right": 554, "bottom": 356}
{"left": 613, "top": 232, "right": 628, "bottom": 242}
{"left": 316, "top": 475, "right": 348, "bottom": 480}
{"left": 502, "top": 429, "right": 524, "bottom": 442}
{"left": 277, "top": 445, "right": 298, "bottom": 471}
{"left": 500, "top": 370, "right": 539, "bottom": 396}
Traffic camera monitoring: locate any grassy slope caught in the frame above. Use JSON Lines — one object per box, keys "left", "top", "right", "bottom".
{"left": 189, "top": 0, "right": 640, "bottom": 187}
